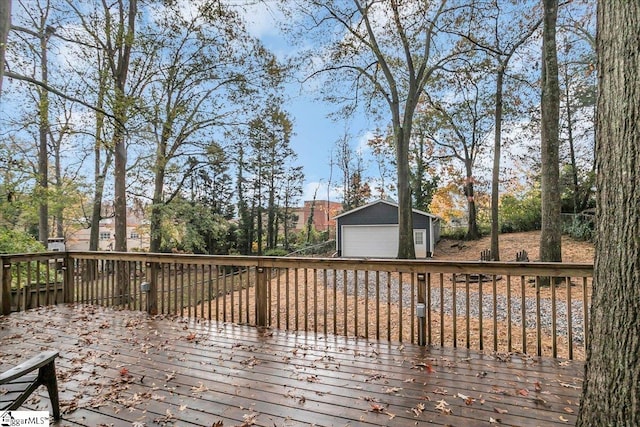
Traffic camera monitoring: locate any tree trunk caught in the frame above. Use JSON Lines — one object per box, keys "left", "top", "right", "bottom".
{"left": 88, "top": 55, "right": 109, "bottom": 252}
{"left": 564, "top": 63, "right": 580, "bottom": 213}
{"left": 490, "top": 67, "right": 505, "bottom": 259}
{"left": 89, "top": 150, "right": 112, "bottom": 252}
{"left": 113, "top": 0, "right": 136, "bottom": 305}
{"left": 113, "top": 0, "right": 136, "bottom": 254}
{"left": 539, "top": 0, "right": 562, "bottom": 263}
{"left": 577, "top": 3, "right": 640, "bottom": 425}
{"left": 37, "top": 26, "right": 50, "bottom": 245}
{"left": 113, "top": 122, "right": 127, "bottom": 253}
{"left": 396, "top": 127, "right": 415, "bottom": 259}
{"left": 149, "top": 166, "right": 165, "bottom": 253}
{"left": 464, "top": 168, "right": 480, "bottom": 241}
{"left": 0, "top": 0, "right": 10, "bottom": 96}
{"left": 267, "top": 176, "right": 276, "bottom": 249}
{"left": 54, "top": 141, "right": 63, "bottom": 237}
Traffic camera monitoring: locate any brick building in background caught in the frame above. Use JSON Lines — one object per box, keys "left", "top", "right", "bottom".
{"left": 292, "top": 200, "right": 343, "bottom": 238}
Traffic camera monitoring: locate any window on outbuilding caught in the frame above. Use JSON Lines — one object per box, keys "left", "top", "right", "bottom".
{"left": 414, "top": 230, "right": 424, "bottom": 245}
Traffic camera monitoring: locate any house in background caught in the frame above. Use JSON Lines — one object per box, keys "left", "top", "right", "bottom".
{"left": 334, "top": 199, "right": 440, "bottom": 258}
{"left": 292, "top": 200, "right": 343, "bottom": 238}
{"left": 65, "top": 208, "right": 149, "bottom": 251}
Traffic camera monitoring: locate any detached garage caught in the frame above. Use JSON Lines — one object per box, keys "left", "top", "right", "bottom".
{"left": 335, "top": 199, "right": 441, "bottom": 258}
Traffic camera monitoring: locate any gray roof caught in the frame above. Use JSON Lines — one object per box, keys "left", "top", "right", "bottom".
{"left": 333, "top": 199, "right": 441, "bottom": 220}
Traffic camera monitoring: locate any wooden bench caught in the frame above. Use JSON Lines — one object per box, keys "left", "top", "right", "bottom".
{"left": 0, "top": 351, "right": 60, "bottom": 420}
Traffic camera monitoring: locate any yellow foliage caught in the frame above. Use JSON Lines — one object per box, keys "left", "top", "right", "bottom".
{"left": 430, "top": 184, "right": 465, "bottom": 223}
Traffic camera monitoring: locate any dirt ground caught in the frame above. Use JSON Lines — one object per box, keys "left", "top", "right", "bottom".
{"left": 435, "top": 230, "right": 594, "bottom": 263}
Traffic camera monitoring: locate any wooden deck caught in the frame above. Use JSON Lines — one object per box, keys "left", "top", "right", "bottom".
{"left": 0, "top": 305, "right": 584, "bottom": 426}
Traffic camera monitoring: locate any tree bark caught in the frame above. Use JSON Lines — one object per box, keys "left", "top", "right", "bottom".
{"left": 37, "top": 24, "right": 50, "bottom": 245}
{"left": 149, "top": 165, "right": 165, "bottom": 253}
{"left": 0, "top": 0, "right": 9, "bottom": 96}
{"left": 563, "top": 63, "right": 580, "bottom": 213}
{"left": 539, "top": 0, "right": 562, "bottom": 263}
{"left": 53, "top": 137, "right": 63, "bottom": 238}
{"left": 577, "top": 2, "right": 640, "bottom": 425}
{"left": 396, "top": 125, "right": 415, "bottom": 259}
{"left": 113, "top": 0, "right": 136, "bottom": 254}
{"left": 490, "top": 68, "right": 504, "bottom": 259}
{"left": 464, "top": 167, "right": 479, "bottom": 241}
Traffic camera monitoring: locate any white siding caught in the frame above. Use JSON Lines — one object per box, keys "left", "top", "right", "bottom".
{"left": 342, "top": 225, "right": 398, "bottom": 258}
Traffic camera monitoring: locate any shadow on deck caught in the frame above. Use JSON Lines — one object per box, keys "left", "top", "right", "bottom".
{"left": 0, "top": 305, "right": 583, "bottom": 426}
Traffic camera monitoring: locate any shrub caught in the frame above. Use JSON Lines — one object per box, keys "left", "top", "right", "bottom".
{"left": 0, "top": 228, "right": 45, "bottom": 254}
{"left": 563, "top": 217, "right": 595, "bottom": 241}
{"left": 440, "top": 226, "right": 467, "bottom": 240}
{"left": 263, "top": 248, "right": 289, "bottom": 257}
{"left": 500, "top": 190, "right": 542, "bottom": 233}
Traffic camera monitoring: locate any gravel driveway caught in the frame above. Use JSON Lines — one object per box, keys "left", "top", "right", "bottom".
{"left": 324, "top": 270, "right": 588, "bottom": 344}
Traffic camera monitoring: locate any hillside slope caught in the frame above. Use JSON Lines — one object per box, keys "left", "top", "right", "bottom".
{"left": 435, "top": 230, "right": 594, "bottom": 263}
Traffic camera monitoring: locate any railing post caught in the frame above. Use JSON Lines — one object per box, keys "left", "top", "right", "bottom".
{"left": 417, "top": 272, "right": 427, "bottom": 346}
{"left": 256, "top": 265, "right": 268, "bottom": 327}
{"left": 1, "top": 258, "right": 12, "bottom": 315}
{"left": 147, "top": 261, "right": 159, "bottom": 315}
{"left": 63, "top": 253, "right": 75, "bottom": 304}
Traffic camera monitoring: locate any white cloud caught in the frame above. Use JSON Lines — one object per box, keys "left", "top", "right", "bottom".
{"left": 233, "top": 2, "right": 283, "bottom": 39}
{"left": 355, "top": 130, "right": 375, "bottom": 155}
{"left": 302, "top": 181, "right": 342, "bottom": 203}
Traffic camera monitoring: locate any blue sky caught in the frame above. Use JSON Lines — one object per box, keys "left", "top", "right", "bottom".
{"left": 243, "top": 4, "right": 375, "bottom": 203}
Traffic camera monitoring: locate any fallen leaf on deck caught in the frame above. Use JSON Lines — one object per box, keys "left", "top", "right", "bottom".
{"left": 456, "top": 392, "right": 475, "bottom": 405}
{"left": 191, "top": 382, "right": 209, "bottom": 394}
{"left": 369, "top": 403, "right": 385, "bottom": 413}
{"left": 240, "top": 412, "right": 257, "bottom": 426}
{"left": 533, "top": 397, "right": 551, "bottom": 408}
{"left": 494, "top": 407, "right": 508, "bottom": 414}
{"left": 153, "top": 409, "right": 175, "bottom": 424}
{"left": 165, "top": 371, "right": 176, "bottom": 382}
{"left": 413, "top": 362, "right": 435, "bottom": 373}
{"left": 186, "top": 332, "right": 197, "bottom": 341}
{"left": 560, "top": 382, "right": 580, "bottom": 389}
{"left": 433, "top": 387, "right": 448, "bottom": 395}
{"left": 387, "top": 412, "right": 396, "bottom": 420}
{"left": 179, "top": 404, "right": 187, "bottom": 411}
{"left": 559, "top": 415, "right": 569, "bottom": 422}
{"left": 534, "top": 381, "right": 542, "bottom": 392}
{"left": 120, "top": 367, "right": 129, "bottom": 376}
{"left": 563, "top": 407, "right": 575, "bottom": 413}
{"left": 435, "top": 399, "right": 451, "bottom": 414}
{"left": 383, "top": 386, "right": 402, "bottom": 394}
{"left": 489, "top": 417, "right": 501, "bottom": 424}
{"left": 517, "top": 388, "right": 529, "bottom": 396}
{"left": 411, "top": 402, "right": 425, "bottom": 417}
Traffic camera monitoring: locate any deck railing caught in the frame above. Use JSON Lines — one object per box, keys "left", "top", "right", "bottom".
{"left": 1, "top": 252, "right": 593, "bottom": 360}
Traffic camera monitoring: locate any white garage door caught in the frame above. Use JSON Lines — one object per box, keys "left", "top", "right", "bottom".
{"left": 342, "top": 225, "right": 398, "bottom": 258}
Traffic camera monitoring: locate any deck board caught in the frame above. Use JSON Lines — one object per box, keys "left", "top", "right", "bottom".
{"left": 0, "top": 305, "right": 583, "bottom": 426}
